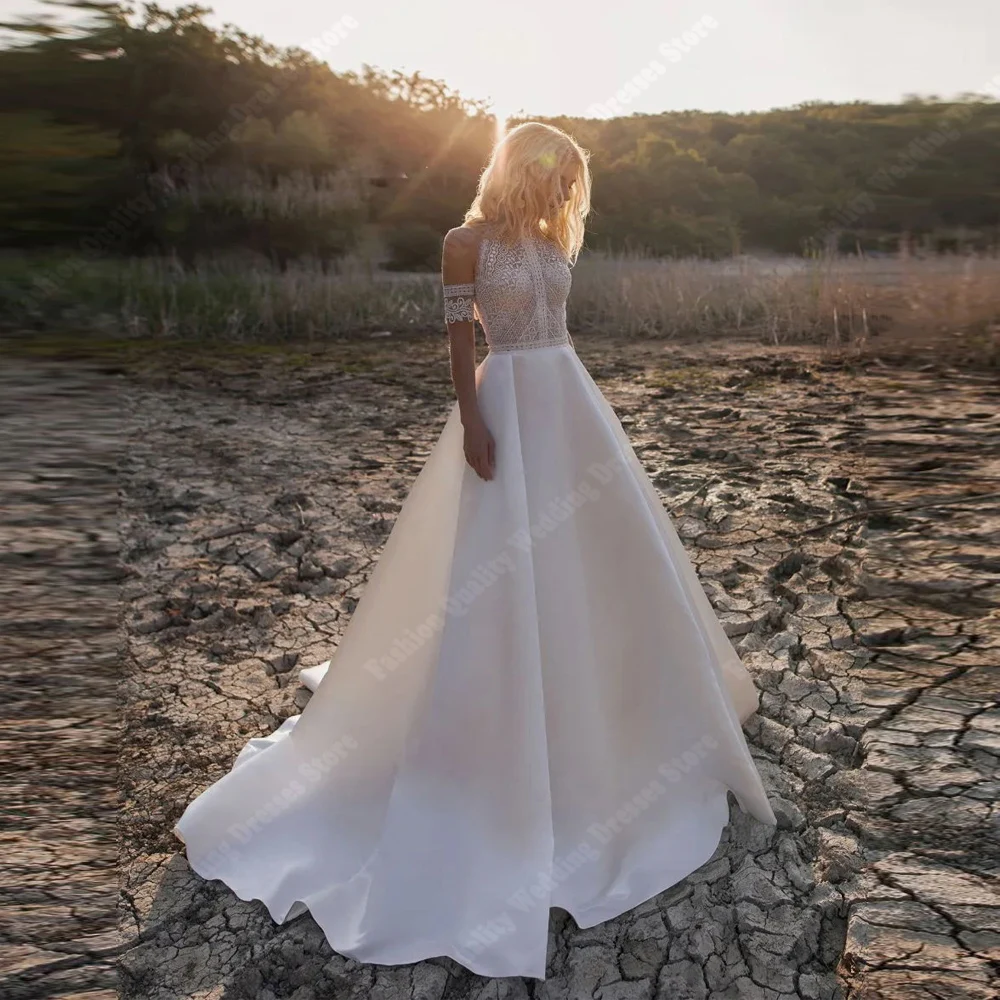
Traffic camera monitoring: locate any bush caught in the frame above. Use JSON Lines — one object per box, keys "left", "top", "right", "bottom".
{"left": 383, "top": 224, "right": 443, "bottom": 272}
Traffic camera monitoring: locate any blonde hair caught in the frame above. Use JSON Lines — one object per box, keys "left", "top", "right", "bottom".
{"left": 463, "top": 122, "right": 591, "bottom": 263}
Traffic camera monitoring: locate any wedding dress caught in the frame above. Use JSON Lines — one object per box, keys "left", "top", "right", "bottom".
{"left": 173, "top": 225, "right": 777, "bottom": 980}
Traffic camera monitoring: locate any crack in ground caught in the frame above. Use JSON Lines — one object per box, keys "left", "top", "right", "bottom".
{"left": 11, "top": 343, "right": 996, "bottom": 1000}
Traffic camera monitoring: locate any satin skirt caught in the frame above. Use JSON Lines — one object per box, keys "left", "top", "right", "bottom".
{"left": 172, "top": 343, "right": 777, "bottom": 980}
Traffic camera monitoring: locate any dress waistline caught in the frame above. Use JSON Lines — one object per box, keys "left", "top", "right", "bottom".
{"left": 486, "top": 337, "right": 571, "bottom": 355}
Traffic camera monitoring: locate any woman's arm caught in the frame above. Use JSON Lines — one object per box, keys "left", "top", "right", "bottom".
{"left": 442, "top": 227, "right": 495, "bottom": 481}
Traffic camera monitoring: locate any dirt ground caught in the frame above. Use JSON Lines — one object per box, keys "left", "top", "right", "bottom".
{"left": 4, "top": 335, "right": 997, "bottom": 1000}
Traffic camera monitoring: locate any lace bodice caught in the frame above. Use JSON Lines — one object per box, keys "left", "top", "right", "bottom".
{"left": 443, "top": 228, "right": 572, "bottom": 353}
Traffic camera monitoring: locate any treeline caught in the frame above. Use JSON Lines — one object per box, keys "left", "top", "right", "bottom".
{"left": 0, "top": 2, "right": 494, "bottom": 270}
{"left": 2, "top": 2, "right": 999, "bottom": 267}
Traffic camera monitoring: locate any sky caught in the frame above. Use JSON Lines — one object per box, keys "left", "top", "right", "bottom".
{"left": 4, "top": 0, "right": 999, "bottom": 117}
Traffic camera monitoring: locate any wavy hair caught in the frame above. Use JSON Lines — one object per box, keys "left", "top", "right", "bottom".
{"left": 463, "top": 122, "right": 591, "bottom": 263}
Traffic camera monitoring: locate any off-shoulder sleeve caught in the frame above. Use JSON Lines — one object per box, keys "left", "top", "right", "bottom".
{"left": 442, "top": 282, "right": 476, "bottom": 324}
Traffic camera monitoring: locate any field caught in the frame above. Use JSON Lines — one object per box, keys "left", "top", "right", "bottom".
{"left": 3, "top": 328, "right": 997, "bottom": 999}
{"left": 3, "top": 250, "right": 999, "bottom": 366}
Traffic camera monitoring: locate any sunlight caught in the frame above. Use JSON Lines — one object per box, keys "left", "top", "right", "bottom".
{"left": 491, "top": 101, "right": 513, "bottom": 143}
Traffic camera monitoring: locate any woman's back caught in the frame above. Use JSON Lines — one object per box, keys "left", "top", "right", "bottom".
{"left": 471, "top": 225, "right": 573, "bottom": 353}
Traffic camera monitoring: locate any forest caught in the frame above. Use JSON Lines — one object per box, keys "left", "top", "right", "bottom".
{"left": 3, "top": 0, "right": 1000, "bottom": 272}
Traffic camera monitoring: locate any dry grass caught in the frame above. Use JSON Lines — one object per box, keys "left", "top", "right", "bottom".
{"left": 571, "top": 249, "right": 1000, "bottom": 365}
{"left": 3, "top": 247, "right": 998, "bottom": 366}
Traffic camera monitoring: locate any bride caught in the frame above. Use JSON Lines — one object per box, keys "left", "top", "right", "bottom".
{"left": 173, "top": 121, "right": 777, "bottom": 980}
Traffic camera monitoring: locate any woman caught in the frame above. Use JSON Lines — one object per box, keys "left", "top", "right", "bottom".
{"left": 173, "top": 121, "right": 777, "bottom": 980}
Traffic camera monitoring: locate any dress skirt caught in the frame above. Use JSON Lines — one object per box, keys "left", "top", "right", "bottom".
{"left": 173, "top": 343, "right": 777, "bottom": 980}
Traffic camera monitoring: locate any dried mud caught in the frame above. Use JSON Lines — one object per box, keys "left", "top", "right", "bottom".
{"left": 3, "top": 337, "right": 997, "bottom": 1000}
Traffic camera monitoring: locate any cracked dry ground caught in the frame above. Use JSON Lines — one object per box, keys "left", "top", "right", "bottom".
{"left": 10, "top": 337, "right": 997, "bottom": 1000}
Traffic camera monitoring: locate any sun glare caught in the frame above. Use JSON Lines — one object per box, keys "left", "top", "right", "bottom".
{"left": 490, "top": 101, "right": 513, "bottom": 142}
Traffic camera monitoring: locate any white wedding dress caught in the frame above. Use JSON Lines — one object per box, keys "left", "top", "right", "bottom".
{"left": 173, "top": 226, "right": 777, "bottom": 980}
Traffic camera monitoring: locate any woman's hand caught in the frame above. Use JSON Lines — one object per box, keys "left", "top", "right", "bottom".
{"left": 463, "top": 415, "right": 495, "bottom": 481}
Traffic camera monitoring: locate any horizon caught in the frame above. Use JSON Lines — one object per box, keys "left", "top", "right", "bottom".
{"left": 2, "top": 0, "right": 999, "bottom": 118}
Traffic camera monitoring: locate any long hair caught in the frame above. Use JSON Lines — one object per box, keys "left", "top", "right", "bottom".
{"left": 463, "top": 122, "right": 591, "bottom": 263}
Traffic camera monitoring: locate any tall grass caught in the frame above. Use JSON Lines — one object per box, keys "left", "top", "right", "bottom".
{"left": 572, "top": 248, "right": 1000, "bottom": 357}
{"left": 0, "top": 253, "right": 436, "bottom": 340}
{"left": 3, "top": 247, "right": 998, "bottom": 364}
{"left": 114, "top": 256, "right": 437, "bottom": 340}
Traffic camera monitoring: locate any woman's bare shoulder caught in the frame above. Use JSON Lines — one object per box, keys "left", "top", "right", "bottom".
{"left": 443, "top": 223, "right": 490, "bottom": 253}
{"left": 442, "top": 224, "right": 489, "bottom": 277}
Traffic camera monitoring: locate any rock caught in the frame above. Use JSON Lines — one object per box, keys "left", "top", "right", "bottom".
{"left": 592, "top": 981, "right": 653, "bottom": 1000}
{"left": 713, "top": 593, "right": 753, "bottom": 614}
{"left": 744, "top": 715, "right": 796, "bottom": 754}
{"left": 782, "top": 744, "right": 835, "bottom": 783}
{"left": 665, "top": 897, "right": 695, "bottom": 933}
{"left": 732, "top": 858, "right": 792, "bottom": 908}
{"left": 133, "top": 612, "right": 173, "bottom": 634}
{"left": 686, "top": 857, "right": 731, "bottom": 885}
{"left": 720, "top": 612, "right": 753, "bottom": 637}
{"left": 851, "top": 900, "right": 950, "bottom": 934}
{"left": 843, "top": 916, "right": 991, "bottom": 982}
{"left": 873, "top": 856, "right": 1000, "bottom": 910}
{"left": 825, "top": 768, "right": 903, "bottom": 808}
{"left": 242, "top": 546, "right": 287, "bottom": 581}
{"left": 269, "top": 651, "right": 299, "bottom": 674}
{"left": 297, "top": 556, "right": 326, "bottom": 581}
{"left": 777, "top": 673, "right": 815, "bottom": 701}
{"left": 655, "top": 960, "right": 706, "bottom": 999}
{"left": 797, "top": 593, "right": 840, "bottom": 618}
{"left": 735, "top": 631, "right": 766, "bottom": 654}
{"left": 890, "top": 795, "right": 988, "bottom": 831}
{"left": 409, "top": 962, "right": 449, "bottom": 999}
{"left": 798, "top": 971, "right": 839, "bottom": 1000}
{"left": 815, "top": 829, "right": 863, "bottom": 883}
{"left": 324, "top": 557, "right": 355, "bottom": 579}
{"left": 812, "top": 725, "right": 857, "bottom": 757}
{"left": 676, "top": 516, "right": 708, "bottom": 540}
{"left": 308, "top": 578, "right": 338, "bottom": 598}
{"left": 771, "top": 796, "right": 806, "bottom": 830}
{"left": 959, "top": 930, "right": 1000, "bottom": 961}
{"left": 828, "top": 620, "right": 856, "bottom": 649}
{"left": 766, "top": 630, "right": 800, "bottom": 654}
